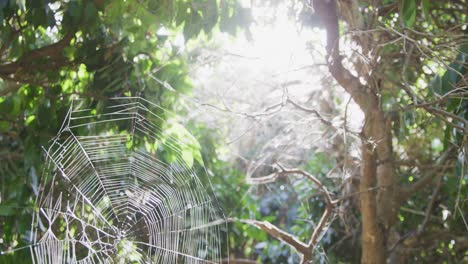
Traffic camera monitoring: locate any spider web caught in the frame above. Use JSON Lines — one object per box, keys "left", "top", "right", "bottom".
{"left": 29, "top": 97, "right": 227, "bottom": 263}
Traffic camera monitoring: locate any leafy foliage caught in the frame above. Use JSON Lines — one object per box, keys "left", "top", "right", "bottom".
{"left": 0, "top": 0, "right": 466, "bottom": 263}
{"left": 0, "top": 0, "right": 250, "bottom": 259}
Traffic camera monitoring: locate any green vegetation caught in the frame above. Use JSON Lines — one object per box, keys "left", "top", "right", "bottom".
{"left": 0, "top": 0, "right": 466, "bottom": 263}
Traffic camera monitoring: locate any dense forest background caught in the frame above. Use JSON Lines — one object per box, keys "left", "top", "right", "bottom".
{"left": 0, "top": 0, "right": 466, "bottom": 263}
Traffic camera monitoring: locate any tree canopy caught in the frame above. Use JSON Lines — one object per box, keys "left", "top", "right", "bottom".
{"left": 0, "top": 0, "right": 467, "bottom": 263}
{"left": 0, "top": 0, "right": 249, "bottom": 261}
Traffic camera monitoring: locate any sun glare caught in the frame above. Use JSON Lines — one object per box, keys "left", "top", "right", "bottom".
{"left": 190, "top": 3, "right": 364, "bottom": 135}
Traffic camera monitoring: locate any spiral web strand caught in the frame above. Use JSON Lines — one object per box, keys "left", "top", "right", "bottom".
{"left": 30, "top": 97, "right": 226, "bottom": 263}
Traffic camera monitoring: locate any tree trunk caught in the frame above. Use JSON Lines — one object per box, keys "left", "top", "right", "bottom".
{"left": 360, "top": 131, "right": 386, "bottom": 264}
{"left": 375, "top": 114, "right": 398, "bottom": 230}
{"left": 313, "top": 0, "right": 398, "bottom": 261}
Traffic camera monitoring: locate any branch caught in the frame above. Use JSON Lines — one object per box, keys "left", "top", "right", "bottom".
{"left": 390, "top": 226, "right": 468, "bottom": 255}
{"left": 231, "top": 218, "right": 309, "bottom": 253}
{"left": 222, "top": 258, "right": 257, "bottom": 264}
{"left": 417, "top": 171, "right": 443, "bottom": 235}
{"left": 0, "top": 31, "right": 75, "bottom": 80}
{"left": 426, "top": 106, "right": 467, "bottom": 128}
{"left": 0, "top": 152, "right": 23, "bottom": 161}
{"left": 243, "top": 164, "right": 335, "bottom": 262}
{"left": 247, "top": 164, "right": 334, "bottom": 207}
{"left": 399, "top": 145, "right": 456, "bottom": 202}
{"left": 397, "top": 73, "right": 466, "bottom": 132}
{"left": 313, "top": 0, "right": 378, "bottom": 113}
{"left": 399, "top": 207, "right": 443, "bottom": 222}
{"left": 286, "top": 98, "right": 333, "bottom": 126}
{"left": 0, "top": 29, "right": 21, "bottom": 59}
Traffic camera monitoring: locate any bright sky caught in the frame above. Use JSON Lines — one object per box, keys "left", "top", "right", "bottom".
{"left": 233, "top": 6, "right": 326, "bottom": 70}
{"left": 190, "top": 4, "right": 327, "bottom": 102}
{"left": 186, "top": 3, "right": 364, "bottom": 161}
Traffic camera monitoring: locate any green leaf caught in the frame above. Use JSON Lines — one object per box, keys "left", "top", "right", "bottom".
{"left": 202, "top": 0, "right": 218, "bottom": 34}
{"left": 181, "top": 149, "right": 194, "bottom": 168}
{"left": 84, "top": 2, "right": 99, "bottom": 27}
{"left": 0, "top": 120, "right": 9, "bottom": 132}
{"left": 0, "top": 205, "right": 15, "bottom": 216}
{"left": 401, "top": 0, "right": 416, "bottom": 27}
{"left": 183, "top": 9, "right": 203, "bottom": 40}
{"left": 428, "top": 44, "right": 467, "bottom": 111}
{"left": 421, "top": 0, "right": 430, "bottom": 18}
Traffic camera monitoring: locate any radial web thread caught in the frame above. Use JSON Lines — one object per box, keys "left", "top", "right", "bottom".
{"left": 30, "top": 97, "right": 227, "bottom": 263}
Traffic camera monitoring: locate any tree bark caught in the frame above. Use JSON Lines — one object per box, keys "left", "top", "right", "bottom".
{"left": 314, "top": 0, "right": 396, "bottom": 262}
{"left": 360, "top": 141, "right": 385, "bottom": 263}
{"left": 372, "top": 112, "right": 398, "bottom": 230}
{"left": 0, "top": 32, "right": 75, "bottom": 77}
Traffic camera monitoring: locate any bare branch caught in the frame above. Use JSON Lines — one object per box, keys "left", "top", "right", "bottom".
{"left": 399, "top": 145, "right": 456, "bottom": 202}
{"left": 286, "top": 98, "right": 333, "bottom": 126}
{"left": 0, "top": 31, "right": 76, "bottom": 96}
{"left": 426, "top": 106, "right": 467, "bottom": 127}
{"left": 241, "top": 164, "right": 335, "bottom": 262}
{"left": 417, "top": 172, "right": 443, "bottom": 235}
{"left": 247, "top": 164, "right": 334, "bottom": 207}
{"left": 231, "top": 218, "right": 309, "bottom": 253}
{"left": 222, "top": 258, "right": 257, "bottom": 264}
